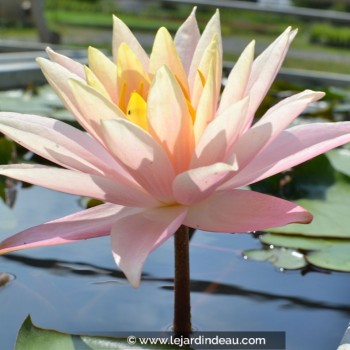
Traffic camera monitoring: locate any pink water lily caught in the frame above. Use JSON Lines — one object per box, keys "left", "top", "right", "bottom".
{"left": 1, "top": 9, "right": 350, "bottom": 288}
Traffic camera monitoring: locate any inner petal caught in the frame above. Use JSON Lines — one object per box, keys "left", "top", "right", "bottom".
{"left": 117, "top": 43, "right": 150, "bottom": 112}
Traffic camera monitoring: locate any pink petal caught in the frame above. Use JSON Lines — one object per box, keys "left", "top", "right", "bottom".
{"left": 174, "top": 7, "right": 200, "bottom": 74}
{"left": 36, "top": 58, "right": 94, "bottom": 132}
{"left": 147, "top": 66, "right": 194, "bottom": 174}
{"left": 0, "top": 164, "right": 158, "bottom": 207}
{"left": 0, "top": 112, "right": 123, "bottom": 178}
{"left": 192, "top": 97, "right": 249, "bottom": 168}
{"left": 0, "top": 204, "right": 139, "bottom": 254}
{"left": 149, "top": 27, "right": 189, "bottom": 94}
{"left": 173, "top": 162, "right": 238, "bottom": 206}
{"left": 244, "top": 27, "right": 297, "bottom": 130}
{"left": 226, "top": 90, "right": 324, "bottom": 169}
{"left": 46, "top": 47, "right": 86, "bottom": 79}
{"left": 111, "top": 206, "right": 187, "bottom": 287}
{"left": 68, "top": 79, "right": 126, "bottom": 143}
{"left": 100, "top": 119, "right": 176, "bottom": 203}
{"left": 191, "top": 35, "right": 221, "bottom": 110}
{"left": 112, "top": 15, "right": 149, "bottom": 70}
{"left": 218, "top": 40, "right": 255, "bottom": 114}
{"left": 188, "top": 10, "right": 222, "bottom": 93}
{"left": 227, "top": 122, "right": 350, "bottom": 188}
{"left": 184, "top": 189, "right": 312, "bottom": 232}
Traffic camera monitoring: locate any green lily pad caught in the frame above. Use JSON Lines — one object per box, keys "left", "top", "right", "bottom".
{"left": 16, "top": 316, "right": 192, "bottom": 350}
{"left": 306, "top": 244, "right": 350, "bottom": 272}
{"left": 326, "top": 148, "right": 350, "bottom": 177}
{"left": 15, "top": 316, "right": 75, "bottom": 350}
{"left": 261, "top": 233, "right": 350, "bottom": 250}
{"left": 252, "top": 153, "right": 350, "bottom": 238}
{"left": 270, "top": 178, "right": 350, "bottom": 238}
{"left": 0, "top": 95, "right": 53, "bottom": 115}
{"left": 243, "top": 247, "right": 307, "bottom": 269}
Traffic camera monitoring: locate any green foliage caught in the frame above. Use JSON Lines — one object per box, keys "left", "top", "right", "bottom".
{"left": 292, "top": 0, "right": 333, "bottom": 9}
{"left": 310, "top": 23, "right": 350, "bottom": 48}
{"left": 45, "top": 0, "right": 118, "bottom": 13}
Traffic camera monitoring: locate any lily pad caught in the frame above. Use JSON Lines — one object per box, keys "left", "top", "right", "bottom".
{"left": 243, "top": 247, "right": 307, "bottom": 269}
{"left": 306, "top": 244, "right": 350, "bottom": 272}
{"left": 326, "top": 148, "right": 350, "bottom": 177}
{"left": 0, "top": 94, "right": 53, "bottom": 115}
{"left": 261, "top": 233, "right": 350, "bottom": 251}
{"left": 16, "top": 316, "right": 191, "bottom": 350}
{"left": 270, "top": 178, "right": 350, "bottom": 238}
{"left": 15, "top": 316, "right": 75, "bottom": 350}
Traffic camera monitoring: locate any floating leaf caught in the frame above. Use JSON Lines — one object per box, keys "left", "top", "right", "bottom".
{"left": 243, "top": 247, "right": 307, "bottom": 269}
{"left": 15, "top": 316, "right": 75, "bottom": 350}
{"left": 326, "top": 148, "right": 350, "bottom": 177}
{"left": 15, "top": 316, "right": 190, "bottom": 350}
{"left": 0, "top": 94, "right": 53, "bottom": 115}
{"left": 306, "top": 244, "right": 350, "bottom": 272}
{"left": 261, "top": 233, "right": 350, "bottom": 251}
{"left": 270, "top": 178, "right": 350, "bottom": 238}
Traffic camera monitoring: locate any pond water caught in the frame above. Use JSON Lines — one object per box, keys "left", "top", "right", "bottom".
{"left": 0, "top": 185, "right": 349, "bottom": 349}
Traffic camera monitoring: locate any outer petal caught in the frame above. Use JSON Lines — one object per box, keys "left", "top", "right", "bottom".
{"left": 68, "top": 79, "right": 126, "bottom": 143}
{"left": 111, "top": 205, "right": 187, "bottom": 287}
{"left": 112, "top": 15, "right": 149, "bottom": 70}
{"left": 218, "top": 41, "right": 255, "bottom": 114}
{"left": 147, "top": 66, "right": 194, "bottom": 174}
{"left": 188, "top": 10, "right": 222, "bottom": 95}
{"left": 226, "top": 90, "right": 325, "bottom": 169}
{"left": 149, "top": 27, "right": 189, "bottom": 94}
{"left": 227, "top": 122, "right": 350, "bottom": 188}
{"left": 101, "top": 119, "right": 176, "bottom": 203}
{"left": 173, "top": 162, "right": 238, "bottom": 206}
{"left": 37, "top": 58, "right": 94, "bottom": 132}
{"left": 46, "top": 47, "right": 85, "bottom": 79}
{"left": 192, "top": 97, "right": 249, "bottom": 168}
{"left": 174, "top": 7, "right": 200, "bottom": 74}
{"left": 243, "top": 27, "right": 297, "bottom": 128}
{"left": 0, "top": 164, "right": 158, "bottom": 207}
{"left": 0, "top": 204, "right": 140, "bottom": 254}
{"left": 0, "top": 112, "right": 122, "bottom": 178}
{"left": 184, "top": 189, "right": 312, "bottom": 232}
{"left": 88, "top": 46, "right": 118, "bottom": 104}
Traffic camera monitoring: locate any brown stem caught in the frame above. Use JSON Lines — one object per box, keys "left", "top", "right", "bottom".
{"left": 173, "top": 225, "right": 192, "bottom": 336}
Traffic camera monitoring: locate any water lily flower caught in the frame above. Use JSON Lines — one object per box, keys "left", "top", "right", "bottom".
{"left": 1, "top": 9, "right": 350, "bottom": 288}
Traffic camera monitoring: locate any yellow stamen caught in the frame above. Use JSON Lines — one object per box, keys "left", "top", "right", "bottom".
{"left": 126, "top": 92, "right": 148, "bottom": 131}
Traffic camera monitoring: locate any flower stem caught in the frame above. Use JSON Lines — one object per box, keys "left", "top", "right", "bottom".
{"left": 173, "top": 225, "right": 191, "bottom": 336}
